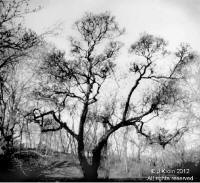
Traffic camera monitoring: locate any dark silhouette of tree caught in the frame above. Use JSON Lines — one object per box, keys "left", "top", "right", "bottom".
{"left": 30, "top": 12, "right": 194, "bottom": 180}
{"left": 0, "top": 0, "right": 40, "bottom": 159}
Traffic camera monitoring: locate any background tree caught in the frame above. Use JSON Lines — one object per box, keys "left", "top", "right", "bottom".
{"left": 0, "top": 0, "right": 40, "bottom": 163}
{"left": 31, "top": 12, "right": 194, "bottom": 180}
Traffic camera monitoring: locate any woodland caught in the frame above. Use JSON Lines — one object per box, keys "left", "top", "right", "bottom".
{"left": 0, "top": 0, "right": 200, "bottom": 181}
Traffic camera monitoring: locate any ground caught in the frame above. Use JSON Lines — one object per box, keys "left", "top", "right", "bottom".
{"left": 0, "top": 151, "right": 200, "bottom": 182}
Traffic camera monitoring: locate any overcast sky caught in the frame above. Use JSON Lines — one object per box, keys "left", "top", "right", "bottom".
{"left": 26, "top": 0, "right": 200, "bottom": 52}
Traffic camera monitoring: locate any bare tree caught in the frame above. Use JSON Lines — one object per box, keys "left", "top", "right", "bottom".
{"left": 0, "top": 0, "right": 40, "bottom": 158}
{"left": 30, "top": 12, "right": 194, "bottom": 180}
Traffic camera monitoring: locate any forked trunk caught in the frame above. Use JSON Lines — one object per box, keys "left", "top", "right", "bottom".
{"left": 78, "top": 147, "right": 102, "bottom": 180}
{"left": 78, "top": 122, "right": 108, "bottom": 180}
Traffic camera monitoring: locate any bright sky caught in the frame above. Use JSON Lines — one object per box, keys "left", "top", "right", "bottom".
{"left": 26, "top": 0, "right": 200, "bottom": 51}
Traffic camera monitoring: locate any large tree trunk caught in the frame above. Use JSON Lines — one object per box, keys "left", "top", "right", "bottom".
{"left": 82, "top": 164, "right": 98, "bottom": 180}
{"left": 78, "top": 137, "right": 106, "bottom": 180}
{"left": 78, "top": 151, "right": 99, "bottom": 180}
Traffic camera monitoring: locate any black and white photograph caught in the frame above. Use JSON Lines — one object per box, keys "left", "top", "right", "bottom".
{"left": 0, "top": 0, "right": 200, "bottom": 181}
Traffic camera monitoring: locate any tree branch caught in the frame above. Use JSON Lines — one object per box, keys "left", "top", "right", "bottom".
{"left": 32, "top": 110, "right": 78, "bottom": 140}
